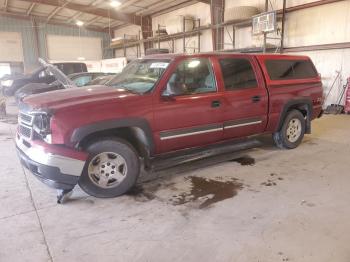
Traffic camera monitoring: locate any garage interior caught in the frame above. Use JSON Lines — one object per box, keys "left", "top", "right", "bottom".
{"left": 1, "top": 0, "right": 350, "bottom": 261}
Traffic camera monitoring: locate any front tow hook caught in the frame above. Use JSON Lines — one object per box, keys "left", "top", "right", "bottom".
{"left": 57, "top": 189, "right": 74, "bottom": 204}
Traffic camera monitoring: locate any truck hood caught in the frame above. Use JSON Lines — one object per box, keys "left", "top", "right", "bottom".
{"left": 23, "top": 85, "right": 137, "bottom": 111}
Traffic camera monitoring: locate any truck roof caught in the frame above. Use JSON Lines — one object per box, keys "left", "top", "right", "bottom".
{"left": 144, "top": 52, "right": 310, "bottom": 61}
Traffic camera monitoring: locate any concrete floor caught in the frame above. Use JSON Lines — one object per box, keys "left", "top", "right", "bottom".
{"left": 1, "top": 111, "right": 350, "bottom": 262}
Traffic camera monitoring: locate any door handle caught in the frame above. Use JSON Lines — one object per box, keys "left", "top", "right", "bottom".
{"left": 211, "top": 100, "right": 221, "bottom": 108}
{"left": 251, "top": 96, "right": 261, "bottom": 103}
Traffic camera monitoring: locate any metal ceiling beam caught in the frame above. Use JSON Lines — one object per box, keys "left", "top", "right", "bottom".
{"left": 47, "top": 1, "right": 69, "bottom": 21}
{"left": 135, "top": 0, "right": 173, "bottom": 15}
{"left": 26, "top": 2, "right": 35, "bottom": 14}
{"left": 119, "top": 0, "right": 140, "bottom": 9}
{"left": 67, "top": 0, "right": 102, "bottom": 23}
{"left": 18, "top": 0, "right": 143, "bottom": 25}
{"left": 67, "top": 11, "right": 82, "bottom": 23}
{"left": 85, "top": 16, "right": 101, "bottom": 26}
{"left": 0, "top": 10, "right": 107, "bottom": 31}
{"left": 145, "top": 0, "right": 197, "bottom": 17}
{"left": 103, "top": 20, "right": 122, "bottom": 29}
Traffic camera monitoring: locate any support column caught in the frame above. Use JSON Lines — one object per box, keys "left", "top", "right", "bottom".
{"left": 141, "top": 16, "right": 153, "bottom": 54}
{"left": 31, "top": 18, "right": 40, "bottom": 65}
{"left": 280, "top": 0, "right": 287, "bottom": 53}
{"left": 210, "top": 0, "right": 225, "bottom": 51}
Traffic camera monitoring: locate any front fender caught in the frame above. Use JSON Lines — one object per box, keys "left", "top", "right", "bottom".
{"left": 70, "top": 117, "right": 155, "bottom": 154}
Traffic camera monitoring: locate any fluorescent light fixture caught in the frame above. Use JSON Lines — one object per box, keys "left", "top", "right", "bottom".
{"left": 76, "top": 20, "right": 84, "bottom": 26}
{"left": 110, "top": 0, "right": 121, "bottom": 8}
{"left": 77, "top": 57, "right": 85, "bottom": 61}
{"left": 188, "top": 60, "right": 200, "bottom": 68}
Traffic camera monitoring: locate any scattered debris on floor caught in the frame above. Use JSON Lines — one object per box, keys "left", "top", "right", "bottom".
{"left": 301, "top": 200, "right": 316, "bottom": 207}
{"left": 126, "top": 183, "right": 161, "bottom": 202}
{"left": 229, "top": 155, "right": 255, "bottom": 166}
{"left": 261, "top": 174, "right": 284, "bottom": 186}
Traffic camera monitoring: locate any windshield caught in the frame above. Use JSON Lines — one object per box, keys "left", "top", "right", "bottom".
{"left": 88, "top": 75, "right": 115, "bottom": 86}
{"left": 107, "top": 59, "right": 170, "bottom": 93}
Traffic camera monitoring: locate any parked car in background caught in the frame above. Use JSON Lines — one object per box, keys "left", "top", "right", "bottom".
{"left": 16, "top": 53, "right": 323, "bottom": 200}
{"left": 15, "top": 71, "right": 113, "bottom": 104}
{"left": 53, "top": 62, "right": 87, "bottom": 76}
{"left": 1, "top": 61, "right": 87, "bottom": 96}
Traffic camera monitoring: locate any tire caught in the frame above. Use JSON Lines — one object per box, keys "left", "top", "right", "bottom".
{"left": 78, "top": 138, "right": 140, "bottom": 198}
{"left": 273, "top": 110, "right": 306, "bottom": 149}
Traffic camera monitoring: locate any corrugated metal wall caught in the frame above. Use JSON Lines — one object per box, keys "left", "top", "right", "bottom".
{"left": 0, "top": 16, "right": 38, "bottom": 71}
{"left": 0, "top": 15, "right": 113, "bottom": 72}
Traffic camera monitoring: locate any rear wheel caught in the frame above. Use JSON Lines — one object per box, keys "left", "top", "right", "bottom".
{"left": 273, "top": 110, "right": 306, "bottom": 149}
{"left": 79, "top": 138, "right": 140, "bottom": 198}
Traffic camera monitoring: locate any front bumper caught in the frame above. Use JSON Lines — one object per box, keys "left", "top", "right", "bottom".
{"left": 16, "top": 135, "right": 87, "bottom": 190}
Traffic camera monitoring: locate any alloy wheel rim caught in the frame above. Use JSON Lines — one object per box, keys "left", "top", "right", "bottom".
{"left": 88, "top": 152, "right": 127, "bottom": 189}
{"left": 286, "top": 118, "right": 302, "bottom": 143}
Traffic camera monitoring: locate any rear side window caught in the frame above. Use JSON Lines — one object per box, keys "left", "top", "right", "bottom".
{"left": 265, "top": 59, "right": 318, "bottom": 80}
{"left": 219, "top": 58, "right": 257, "bottom": 90}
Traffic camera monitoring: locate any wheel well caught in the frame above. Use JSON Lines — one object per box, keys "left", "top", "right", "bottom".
{"left": 287, "top": 104, "right": 308, "bottom": 117}
{"left": 284, "top": 103, "right": 311, "bottom": 133}
{"left": 78, "top": 127, "right": 150, "bottom": 160}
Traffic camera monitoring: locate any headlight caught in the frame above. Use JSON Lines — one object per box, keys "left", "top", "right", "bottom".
{"left": 33, "top": 113, "right": 52, "bottom": 143}
{"left": 1, "top": 80, "right": 14, "bottom": 87}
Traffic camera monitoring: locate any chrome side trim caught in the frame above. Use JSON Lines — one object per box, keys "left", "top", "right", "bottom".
{"left": 160, "top": 127, "right": 222, "bottom": 141}
{"left": 224, "top": 120, "right": 262, "bottom": 130}
{"left": 16, "top": 136, "right": 85, "bottom": 177}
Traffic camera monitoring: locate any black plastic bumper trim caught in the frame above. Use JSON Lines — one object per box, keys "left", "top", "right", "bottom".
{"left": 16, "top": 146, "right": 79, "bottom": 190}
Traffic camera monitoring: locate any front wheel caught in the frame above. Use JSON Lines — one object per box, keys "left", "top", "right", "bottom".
{"left": 273, "top": 109, "right": 306, "bottom": 149}
{"left": 79, "top": 138, "right": 140, "bottom": 198}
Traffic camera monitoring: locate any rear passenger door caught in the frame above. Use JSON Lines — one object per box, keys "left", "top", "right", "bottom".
{"left": 215, "top": 55, "right": 268, "bottom": 139}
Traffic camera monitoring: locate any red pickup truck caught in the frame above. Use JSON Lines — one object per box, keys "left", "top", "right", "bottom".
{"left": 16, "top": 53, "right": 323, "bottom": 199}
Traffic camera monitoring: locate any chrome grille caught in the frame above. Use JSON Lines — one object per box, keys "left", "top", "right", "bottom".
{"left": 18, "top": 111, "right": 34, "bottom": 139}
{"left": 19, "top": 124, "right": 32, "bottom": 139}
{"left": 19, "top": 113, "right": 34, "bottom": 125}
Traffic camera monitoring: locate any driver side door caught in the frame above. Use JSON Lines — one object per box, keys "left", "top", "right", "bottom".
{"left": 153, "top": 57, "right": 224, "bottom": 154}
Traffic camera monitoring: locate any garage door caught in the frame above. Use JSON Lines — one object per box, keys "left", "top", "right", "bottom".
{"left": 0, "top": 32, "right": 24, "bottom": 62}
{"left": 46, "top": 35, "right": 102, "bottom": 61}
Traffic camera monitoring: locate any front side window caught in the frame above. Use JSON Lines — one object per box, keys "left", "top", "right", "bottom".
{"left": 164, "top": 58, "right": 216, "bottom": 96}
{"left": 219, "top": 58, "right": 257, "bottom": 90}
{"left": 108, "top": 59, "right": 170, "bottom": 94}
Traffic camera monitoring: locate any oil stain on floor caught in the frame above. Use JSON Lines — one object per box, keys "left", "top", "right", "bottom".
{"left": 126, "top": 183, "right": 161, "bottom": 202}
{"left": 128, "top": 176, "right": 244, "bottom": 209}
{"left": 229, "top": 156, "right": 255, "bottom": 166}
{"left": 171, "top": 176, "right": 244, "bottom": 209}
